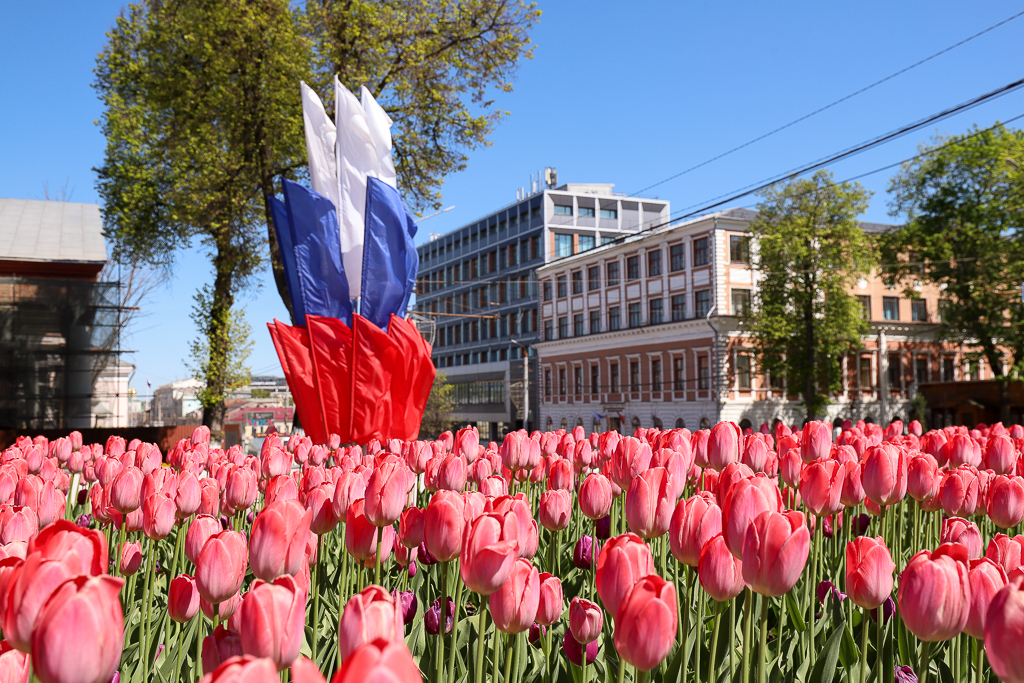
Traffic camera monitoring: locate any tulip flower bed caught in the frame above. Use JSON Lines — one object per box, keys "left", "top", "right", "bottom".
{"left": 2, "top": 418, "right": 1024, "bottom": 683}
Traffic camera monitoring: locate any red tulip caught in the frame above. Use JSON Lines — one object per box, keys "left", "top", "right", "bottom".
{"left": 940, "top": 466, "right": 980, "bottom": 517}
{"left": 249, "top": 500, "right": 313, "bottom": 582}
{"left": 569, "top": 597, "right": 603, "bottom": 644}
{"left": 538, "top": 489, "right": 571, "bottom": 531}
{"left": 0, "top": 641, "right": 29, "bottom": 683}
{"left": 424, "top": 490, "right": 464, "bottom": 562}
{"left": 707, "top": 422, "right": 741, "bottom": 471}
{"left": 119, "top": 540, "right": 143, "bottom": 576}
{"left": 579, "top": 473, "right": 613, "bottom": 521}
{"left": 305, "top": 483, "right": 338, "bottom": 536}
{"left": 987, "top": 534, "right": 1024, "bottom": 577}
{"left": 907, "top": 454, "right": 939, "bottom": 503}
{"left": 898, "top": 548, "right": 970, "bottom": 641}
{"left": 398, "top": 507, "right": 425, "bottom": 549}
{"left": 611, "top": 437, "right": 653, "bottom": 490}
{"left": 722, "top": 475, "right": 782, "bottom": 558}
{"left": 331, "top": 640, "right": 422, "bottom": 683}
{"left": 239, "top": 575, "right": 306, "bottom": 670}
{"left": 548, "top": 459, "right": 575, "bottom": 491}
{"left": 536, "top": 572, "right": 564, "bottom": 626}
{"left": 202, "top": 626, "right": 244, "bottom": 674}
{"left": 364, "top": 462, "right": 408, "bottom": 527}
{"left": 338, "top": 585, "right": 405, "bottom": 660}
{"left": 987, "top": 435, "right": 1017, "bottom": 475}
{"left": 801, "top": 420, "right": 832, "bottom": 464}
{"left": 291, "top": 656, "right": 326, "bottom": 683}
{"left": 596, "top": 533, "right": 655, "bottom": 618}
{"left": 669, "top": 492, "right": 722, "bottom": 567}
{"left": 613, "top": 575, "right": 678, "bottom": 671}
{"left": 941, "top": 517, "right": 983, "bottom": 559}
{"left": 170, "top": 573, "right": 201, "bottom": 623}
{"left": 698, "top": 534, "right": 744, "bottom": 602}
{"left": 943, "top": 433, "right": 980, "bottom": 468}
{"left": 799, "top": 460, "right": 845, "bottom": 516}
{"left": 624, "top": 467, "right": 673, "bottom": 539}
{"left": 186, "top": 514, "right": 223, "bottom": 565}
{"left": 985, "top": 578, "right": 1024, "bottom": 683}
{"left": 460, "top": 512, "right": 519, "bottom": 595}
{"left": 345, "top": 499, "right": 382, "bottom": 562}
{"left": 742, "top": 510, "right": 810, "bottom": 596}
{"left": 143, "top": 493, "right": 176, "bottom": 540}
{"left": 845, "top": 536, "right": 895, "bottom": 610}
{"left": 988, "top": 475, "right": 1024, "bottom": 529}
{"left": 861, "top": 444, "right": 908, "bottom": 507}
{"left": 196, "top": 530, "right": 248, "bottom": 605}
{"left": 31, "top": 575, "right": 124, "bottom": 683}
{"left": 200, "top": 655, "right": 279, "bottom": 683}
{"left": 489, "top": 558, "right": 539, "bottom": 634}
{"left": 840, "top": 461, "right": 865, "bottom": 507}
{"left": 965, "top": 558, "right": 1007, "bottom": 639}
{"left": 717, "top": 463, "right": 754, "bottom": 505}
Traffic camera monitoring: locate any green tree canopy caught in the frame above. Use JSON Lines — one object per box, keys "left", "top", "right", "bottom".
{"left": 746, "top": 170, "right": 874, "bottom": 420}
{"left": 882, "top": 124, "right": 1024, "bottom": 421}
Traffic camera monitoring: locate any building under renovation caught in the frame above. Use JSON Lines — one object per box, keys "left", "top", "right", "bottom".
{"left": 0, "top": 198, "right": 131, "bottom": 430}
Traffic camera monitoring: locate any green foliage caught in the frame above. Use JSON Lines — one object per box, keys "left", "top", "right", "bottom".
{"left": 419, "top": 372, "right": 456, "bottom": 439}
{"left": 882, "top": 124, "right": 1024, "bottom": 418}
{"left": 746, "top": 170, "right": 874, "bottom": 420}
{"left": 187, "top": 287, "right": 254, "bottom": 414}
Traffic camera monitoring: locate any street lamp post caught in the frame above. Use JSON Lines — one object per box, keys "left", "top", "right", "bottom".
{"left": 511, "top": 337, "right": 529, "bottom": 432}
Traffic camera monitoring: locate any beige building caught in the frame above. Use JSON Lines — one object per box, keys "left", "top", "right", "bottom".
{"left": 534, "top": 208, "right": 1002, "bottom": 434}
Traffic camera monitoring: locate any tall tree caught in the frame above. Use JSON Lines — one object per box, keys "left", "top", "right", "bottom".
{"left": 746, "top": 170, "right": 874, "bottom": 421}
{"left": 882, "top": 124, "right": 1024, "bottom": 423}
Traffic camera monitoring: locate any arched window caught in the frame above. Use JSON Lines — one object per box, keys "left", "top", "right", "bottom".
{"left": 576, "top": 416, "right": 584, "bottom": 426}
{"left": 592, "top": 418, "right": 601, "bottom": 433}
{"left": 631, "top": 416, "right": 641, "bottom": 431}
{"left": 546, "top": 417, "right": 553, "bottom": 431}
{"left": 560, "top": 418, "right": 568, "bottom": 431}
{"left": 699, "top": 416, "right": 711, "bottom": 430}
{"left": 675, "top": 418, "right": 686, "bottom": 429}
{"left": 739, "top": 418, "right": 752, "bottom": 431}
{"left": 652, "top": 416, "right": 663, "bottom": 430}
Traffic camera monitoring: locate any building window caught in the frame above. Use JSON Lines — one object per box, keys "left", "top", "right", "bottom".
{"left": 911, "top": 300, "right": 927, "bottom": 322}
{"left": 609, "top": 306, "right": 621, "bottom": 331}
{"left": 769, "top": 369, "right": 783, "bottom": 390}
{"left": 732, "top": 289, "right": 751, "bottom": 316}
{"left": 591, "top": 365, "right": 600, "bottom": 395}
{"left": 627, "top": 255, "right": 640, "bottom": 280}
{"left": 572, "top": 271, "right": 583, "bottom": 295}
{"left": 883, "top": 297, "right": 900, "bottom": 321}
{"left": 628, "top": 302, "right": 642, "bottom": 328}
{"left": 559, "top": 368, "right": 567, "bottom": 396}
{"left": 697, "top": 356, "right": 710, "bottom": 390}
{"left": 601, "top": 236, "right": 617, "bottom": 246}
{"left": 578, "top": 206, "right": 595, "bottom": 218}
{"left": 942, "top": 357, "right": 955, "bottom": 382}
{"left": 695, "top": 289, "right": 711, "bottom": 318}
{"left": 600, "top": 208, "right": 618, "bottom": 219}
{"left": 648, "top": 250, "right": 662, "bottom": 277}
{"left": 693, "top": 237, "right": 709, "bottom": 266}
{"left": 590, "top": 310, "right": 601, "bottom": 334}
{"left": 558, "top": 316, "right": 568, "bottom": 338}
{"left": 632, "top": 416, "right": 641, "bottom": 431}
{"left": 630, "top": 361, "right": 640, "bottom": 393}
{"left": 672, "top": 294, "right": 686, "bottom": 321}
{"left": 557, "top": 276, "right": 567, "bottom": 298}
{"left": 670, "top": 244, "right": 685, "bottom": 272}
{"left": 736, "top": 354, "right": 752, "bottom": 389}
{"left": 652, "top": 359, "right": 662, "bottom": 392}
{"left": 573, "top": 313, "right": 584, "bottom": 337}
{"left": 916, "top": 356, "right": 929, "bottom": 384}
{"left": 607, "top": 261, "right": 620, "bottom": 286}
{"left": 673, "top": 358, "right": 685, "bottom": 391}
{"left": 554, "top": 205, "right": 572, "bottom": 216}
{"left": 544, "top": 320, "right": 553, "bottom": 340}
{"left": 543, "top": 281, "right": 552, "bottom": 301}
{"left": 555, "top": 234, "right": 573, "bottom": 257}
{"left": 587, "top": 266, "right": 600, "bottom": 291}
{"left": 610, "top": 363, "right": 620, "bottom": 392}
{"left": 888, "top": 354, "right": 901, "bottom": 388}
{"left": 858, "top": 296, "right": 871, "bottom": 320}
{"left": 859, "top": 355, "right": 873, "bottom": 388}
{"left": 579, "top": 235, "right": 596, "bottom": 252}
{"left": 574, "top": 366, "right": 583, "bottom": 395}
{"left": 729, "top": 235, "right": 750, "bottom": 263}
{"left": 545, "top": 369, "right": 551, "bottom": 397}
{"left": 649, "top": 298, "right": 663, "bottom": 324}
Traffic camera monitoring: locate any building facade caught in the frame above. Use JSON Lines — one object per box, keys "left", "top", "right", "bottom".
{"left": 535, "top": 208, "right": 1008, "bottom": 435}
{"left": 412, "top": 178, "right": 669, "bottom": 439}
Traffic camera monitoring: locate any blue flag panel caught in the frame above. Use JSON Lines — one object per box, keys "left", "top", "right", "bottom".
{"left": 267, "top": 195, "right": 305, "bottom": 322}
{"left": 360, "top": 176, "right": 419, "bottom": 330}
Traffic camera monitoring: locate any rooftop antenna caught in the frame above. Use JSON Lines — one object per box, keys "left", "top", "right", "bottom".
{"left": 416, "top": 205, "right": 455, "bottom": 224}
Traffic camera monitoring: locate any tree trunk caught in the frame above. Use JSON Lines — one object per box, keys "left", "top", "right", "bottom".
{"left": 201, "top": 235, "right": 236, "bottom": 438}
{"left": 262, "top": 192, "right": 295, "bottom": 324}
{"left": 999, "top": 377, "right": 1012, "bottom": 425}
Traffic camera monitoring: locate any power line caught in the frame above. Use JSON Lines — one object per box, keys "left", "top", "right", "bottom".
{"left": 629, "top": 8, "right": 1024, "bottom": 196}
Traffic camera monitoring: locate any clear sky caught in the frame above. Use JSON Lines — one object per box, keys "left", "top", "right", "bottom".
{"left": 2, "top": 1, "right": 1023, "bottom": 397}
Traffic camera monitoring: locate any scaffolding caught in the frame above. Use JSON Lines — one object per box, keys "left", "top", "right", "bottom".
{"left": 0, "top": 276, "right": 126, "bottom": 430}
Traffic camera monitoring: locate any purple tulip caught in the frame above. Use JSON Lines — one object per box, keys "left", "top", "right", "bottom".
{"left": 418, "top": 541, "right": 438, "bottom": 566}
{"left": 562, "top": 628, "right": 599, "bottom": 665}
{"left": 870, "top": 596, "right": 896, "bottom": 623}
{"left": 895, "top": 665, "right": 918, "bottom": 683}
{"left": 529, "top": 623, "right": 546, "bottom": 647}
{"left": 391, "top": 589, "right": 418, "bottom": 625}
{"left": 425, "top": 597, "right": 455, "bottom": 635}
{"left": 407, "top": 560, "right": 418, "bottom": 578}
{"left": 573, "top": 535, "right": 599, "bottom": 569}
{"left": 76, "top": 513, "right": 93, "bottom": 528}
{"left": 595, "top": 514, "right": 612, "bottom": 540}
{"left": 816, "top": 580, "right": 847, "bottom": 605}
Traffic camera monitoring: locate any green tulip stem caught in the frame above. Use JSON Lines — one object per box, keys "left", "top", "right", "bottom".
{"left": 757, "top": 595, "right": 769, "bottom": 683}
{"left": 729, "top": 597, "right": 736, "bottom": 676}
{"left": 918, "top": 640, "right": 932, "bottom": 683}
{"left": 710, "top": 601, "right": 723, "bottom": 683}
{"left": 173, "top": 621, "right": 183, "bottom": 682}
{"left": 375, "top": 533, "right": 383, "bottom": 586}
{"left": 447, "top": 571, "right": 464, "bottom": 679}
{"left": 437, "top": 560, "right": 448, "bottom": 683}
{"left": 195, "top": 615, "right": 203, "bottom": 682}
{"left": 616, "top": 657, "right": 626, "bottom": 683}
{"left": 476, "top": 600, "right": 489, "bottom": 683}
{"left": 860, "top": 608, "right": 870, "bottom": 683}
{"left": 503, "top": 634, "right": 514, "bottom": 683}
{"left": 742, "top": 588, "right": 753, "bottom": 683}
{"left": 312, "top": 535, "right": 321, "bottom": 664}
{"left": 975, "top": 637, "right": 984, "bottom": 683}
{"left": 681, "top": 568, "right": 691, "bottom": 683}
{"left": 492, "top": 617, "right": 501, "bottom": 683}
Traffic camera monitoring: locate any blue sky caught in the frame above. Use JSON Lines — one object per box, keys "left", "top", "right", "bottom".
{"left": 2, "top": 1, "right": 1023, "bottom": 395}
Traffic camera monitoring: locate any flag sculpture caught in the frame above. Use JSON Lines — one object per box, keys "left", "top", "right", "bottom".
{"left": 268, "top": 80, "right": 435, "bottom": 445}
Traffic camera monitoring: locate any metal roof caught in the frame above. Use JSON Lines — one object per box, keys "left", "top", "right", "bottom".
{"left": 0, "top": 198, "right": 107, "bottom": 264}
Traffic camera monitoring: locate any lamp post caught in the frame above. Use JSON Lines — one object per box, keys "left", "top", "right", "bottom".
{"left": 511, "top": 337, "right": 530, "bottom": 432}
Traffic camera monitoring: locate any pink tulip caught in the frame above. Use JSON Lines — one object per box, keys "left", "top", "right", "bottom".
{"left": 200, "top": 655, "right": 278, "bottom": 683}
{"left": 239, "top": 575, "right": 306, "bottom": 670}
{"left": 337, "top": 585, "right": 405, "bottom": 660}
{"left": 398, "top": 507, "right": 425, "bottom": 549}
{"left": 611, "top": 437, "right": 653, "bottom": 491}
{"left": 169, "top": 574, "right": 201, "bottom": 623}
{"left": 625, "top": 467, "right": 674, "bottom": 539}
{"left": 31, "top": 575, "right": 124, "bottom": 683}
{"left": 722, "top": 475, "right": 782, "bottom": 558}
{"left": 119, "top": 541, "right": 143, "bottom": 576}
{"left": 941, "top": 517, "right": 983, "bottom": 559}
{"left": 424, "top": 490, "right": 464, "bottom": 563}
{"left": 987, "top": 435, "right": 1017, "bottom": 475}
{"left": 799, "top": 460, "right": 845, "bottom": 516}
{"left": 332, "top": 471, "right": 366, "bottom": 522}
{"left": 987, "top": 534, "right": 1024, "bottom": 577}
{"left": 898, "top": 548, "right": 970, "bottom": 641}
{"left": 579, "top": 473, "right": 613, "bottom": 521}
{"left": 109, "top": 466, "right": 144, "bottom": 513}
{"left": 965, "top": 558, "right": 1007, "bottom": 639}
{"left": 742, "top": 510, "right": 810, "bottom": 596}
{"left": 536, "top": 572, "right": 564, "bottom": 626}
{"left": 143, "top": 493, "right": 176, "bottom": 540}
{"left": 698, "top": 534, "right": 745, "bottom": 602}
{"left": 840, "top": 461, "right": 866, "bottom": 507}
{"left": 548, "top": 459, "right": 575, "bottom": 491}
{"left": 345, "top": 499, "right": 381, "bottom": 562}
{"left": 940, "top": 466, "right": 980, "bottom": 517}
{"left": 0, "top": 641, "right": 29, "bottom": 683}
{"left": 460, "top": 512, "right": 519, "bottom": 595}
{"left": 985, "top": 578, "right": 1024, "bottom": 683}
{"left": 186, "top": 515, "right": 223, "bottom": 565}
{"left": 989, "top": 475, "right": 1024, "bottom": 529}
{"left": 596, "top": 533, "right": 655, "bottom": 618}
{"left": 845, "top": 536, "right": 895, "bottom": 610}
{"left": 175, "top": 471, "right": 202, "bottom": 518}
{"left": 613, "top": 575, "right": 678, "bottom": 671}
{"left": 489, "top": 558, "right": 539, "bottom": 634}
{"left": 225, "top": 467, "right": 257, "bottom": 512}
{"left": 669, "top": 492, "right": 722, "bottom": 567}
{"left": 569, "top": 597, "right": 603, "bottom": 644}
{"left": 249, "top": 500, "right": 312, "bottom": 582}
{"left": 907, "top": 454, "right": 940, "bottom": 502}
{"left": 196, "top": 531, "right": 248, "bottom": 605}
{"left": 0, "top": 506, "right": 37, "bottom": 544}
{"left": 330, "top": 641, "right": 421, "bottom": 683}
{"left": 538, "top": 489, "right": 571, "bottom": 531}
{"left": 707, "top": 422, "right": 741, "bottom": 471}
{"left": 801, "top": 420, "right": 832, "bottom": 464}
{"left": 861, "top": 444, "right": 908, "bottom": 507}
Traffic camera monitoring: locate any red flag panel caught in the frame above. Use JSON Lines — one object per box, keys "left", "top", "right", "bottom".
{"left": 306, "top": 314, "right": 354, "bottom": 443}
{"left": 270, "top": 320, "right": 327, "bottom": 445}
{"left": 350, "top": 313, "right": 399, "bottom": 444}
